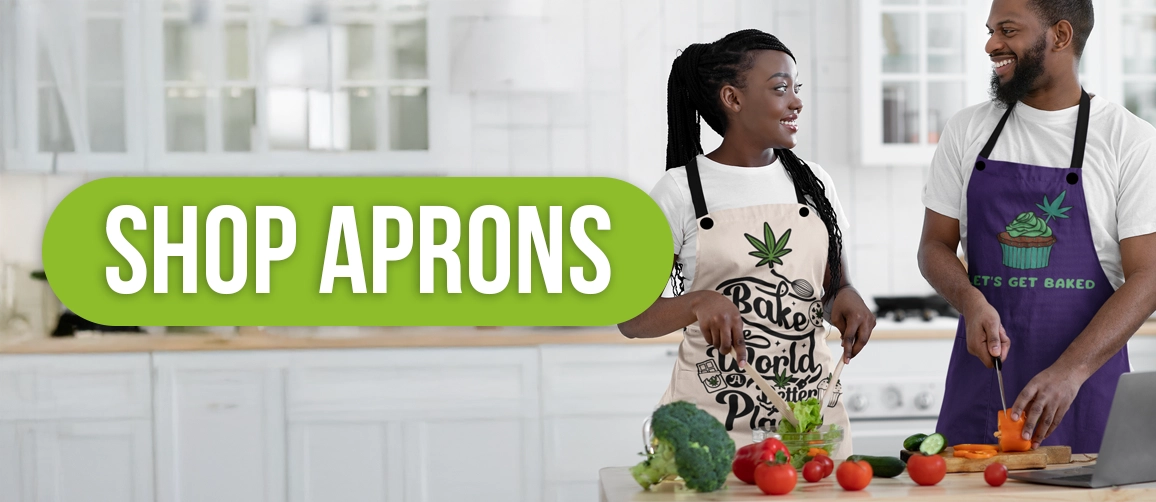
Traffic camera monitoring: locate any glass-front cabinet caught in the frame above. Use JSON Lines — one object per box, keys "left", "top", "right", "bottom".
{"left": 0, "top": 0, "right": 430, "bottom": 174}
{"left": 859, "top": 0, "right": 1156, "bottom": 166}
{"left": 859, "top": 0, "right": 992, "bottom": 166}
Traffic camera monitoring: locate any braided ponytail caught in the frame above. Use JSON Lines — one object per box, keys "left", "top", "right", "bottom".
{"left": 665, "top": 29, "right": 846, "bottom": 300}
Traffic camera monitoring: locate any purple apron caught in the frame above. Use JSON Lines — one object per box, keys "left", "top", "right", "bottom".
{"left": 936, "top": 90, "right": 1129, "bottom": 454}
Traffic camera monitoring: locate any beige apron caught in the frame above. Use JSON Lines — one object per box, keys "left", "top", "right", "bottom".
{"left": 658, "top": 156, "right": 852, "bottom": 458}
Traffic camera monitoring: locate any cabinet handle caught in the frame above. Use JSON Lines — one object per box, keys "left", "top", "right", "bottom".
{"left": 665, "top": 349, "right": 678, "bottom": 357}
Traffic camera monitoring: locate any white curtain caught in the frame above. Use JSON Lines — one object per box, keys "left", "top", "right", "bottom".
{"left": 36, "top": 0, "right": 89, "bottom": 153}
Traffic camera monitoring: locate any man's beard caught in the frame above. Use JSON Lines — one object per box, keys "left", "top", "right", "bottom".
{"left": 990, "top": 35, "right": 1048, "bottom": 107}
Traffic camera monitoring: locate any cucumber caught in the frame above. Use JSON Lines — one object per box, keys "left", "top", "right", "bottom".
{"left": 847, "top": 455, "right": 907, "bottom": 478}
{"left": 919, "top": 433, "right": 947, "bottom": 455}
{"left": 903, "top": 433, "right": 928, "bottom": 452}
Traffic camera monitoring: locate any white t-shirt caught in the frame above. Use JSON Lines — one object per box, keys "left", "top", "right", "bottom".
{"left": 922, "top": 96, "right": 1156, "bottom": 290}
{"left": 649, "top": 154, "right": 850, "bottom": 296}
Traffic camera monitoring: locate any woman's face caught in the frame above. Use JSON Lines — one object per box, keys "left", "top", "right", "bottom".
{"left": 726, "top": 50, "right": 803, "bottom": 149}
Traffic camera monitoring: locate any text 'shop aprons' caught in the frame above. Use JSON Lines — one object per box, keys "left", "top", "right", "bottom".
{"left": 658, "top": 156, "right": 852, "bottom": 456}
{"left": 937, "top": 91, "right": 1130, "bottom": 454}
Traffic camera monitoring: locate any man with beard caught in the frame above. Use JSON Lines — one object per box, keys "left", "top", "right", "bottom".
{"left": 918, "top": 0, "right": 1156, "bottom": 454}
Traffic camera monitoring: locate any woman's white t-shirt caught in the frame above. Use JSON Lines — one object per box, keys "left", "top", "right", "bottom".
{"left": 921, "top": 96, "right": 1156, "bottom": 290}
{"left": 648, "top": 154, "right": 850, "bottom": 297}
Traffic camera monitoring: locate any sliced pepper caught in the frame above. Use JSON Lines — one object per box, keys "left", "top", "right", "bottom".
{"left": 807, "top": 447, "right": 828, "bottom": 457}
{"left": 953, "top": 450, "right": 997, "bottom": 459}
{"left": 952, "top": 444, "right": 998, "bottom": 452}
{"left": 995, "top": 409, "right": 1033, "bottom": 452}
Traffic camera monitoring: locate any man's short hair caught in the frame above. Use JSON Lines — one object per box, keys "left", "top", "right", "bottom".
{"left": 1028, "top": 0, "right": 1094, "bottom": 57}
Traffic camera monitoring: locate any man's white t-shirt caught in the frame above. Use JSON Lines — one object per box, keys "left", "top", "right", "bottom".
{"left": 649, "top": 154, "right": 850, "bottom": 296}
{"left": 922, "top": 96, "right": 1156, "bottom": 290}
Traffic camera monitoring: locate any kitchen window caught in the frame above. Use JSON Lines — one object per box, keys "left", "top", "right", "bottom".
{"left": 859, "top": 0, "right": 1001, "bottom": 166}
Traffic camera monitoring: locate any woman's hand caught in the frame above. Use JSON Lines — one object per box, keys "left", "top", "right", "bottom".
{"left": 690, "top": 291, "right": 747, "bottom": 363}
{"left": 828, "top": 287, "right": 875, "bottom": 362}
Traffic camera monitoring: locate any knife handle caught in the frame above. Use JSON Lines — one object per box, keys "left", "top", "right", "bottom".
{"left": 992, "top": 355, "right": 1002, "bottom": 370}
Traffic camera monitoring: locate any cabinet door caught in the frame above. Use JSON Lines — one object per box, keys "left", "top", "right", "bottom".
{"left": 153, "top": 361, "right": 285, "bottom": 502}
{"left": 24, "top": 420, "right": 153, "bottom": 502}
{"left": 538, "top": 344, "right": 680, "bottom": 502}
{"left": 288, "top": 418, "right": 539, "bottom": 502}
{"left": 0, "top": 422, "right": 17, "bottom": 502}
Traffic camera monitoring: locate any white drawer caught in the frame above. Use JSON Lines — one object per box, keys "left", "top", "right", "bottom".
{"left": 0, "top": 354, "right": 151, "bottom": 420}
{"left": 284, "top": 347, "right": 539, "bottom": 421}
{"left": 539, "top": 343, "right": 679, "bottom": 416}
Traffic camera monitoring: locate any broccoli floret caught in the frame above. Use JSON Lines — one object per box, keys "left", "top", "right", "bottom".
{"left": 630, "top": 401, "right": 736, "bottom": 492}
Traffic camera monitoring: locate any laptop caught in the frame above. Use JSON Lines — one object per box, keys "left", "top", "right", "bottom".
{"left": 1008, "top": 371, "right": 1156, "bottom": 488}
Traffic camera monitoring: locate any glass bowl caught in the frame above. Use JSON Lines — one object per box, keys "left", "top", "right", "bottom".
{"left": 754, "top": 424, "right": 844, "bottom": 470}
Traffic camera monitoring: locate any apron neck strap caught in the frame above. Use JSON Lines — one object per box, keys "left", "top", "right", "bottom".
{"left": 1070, "top": 89, "right": 1091, "bottom": 169}
{"left": 978, "top": 89, "right": 1092, "bottom": 169}
{"left": 686, "top": 156, "right": 709, "bottom": 219}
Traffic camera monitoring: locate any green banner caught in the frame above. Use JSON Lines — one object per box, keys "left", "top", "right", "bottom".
{"left": 42, "top": 177, "right": 673, "bottom": 327}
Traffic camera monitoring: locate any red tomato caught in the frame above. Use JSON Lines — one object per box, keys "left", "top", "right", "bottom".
{"left": 836, "top": 460, "right": 872, "bottom": 491}
{"left": 803, "top": 460, "right": 825, "bottom": 483}
{"left": 755, "top": 461, "right": 798, "bottom": 495}
{"left": 907, "top": 453, "right": 947, "bottom": 486}
{"left": 985, "top": 462, "right": 1008, "bottom": 487}
{"left": 813, "top": 455, "right": 835, "bottom": 478}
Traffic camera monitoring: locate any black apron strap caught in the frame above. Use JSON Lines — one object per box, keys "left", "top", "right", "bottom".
{"left": 979, "top": 103, "right": 1016, "bottom": 159}
{"left": 1071, "top": 89, "right": 1091, "bottom": 169}
{"left": 685, "top": 156, "right": 709, "bottom": 219}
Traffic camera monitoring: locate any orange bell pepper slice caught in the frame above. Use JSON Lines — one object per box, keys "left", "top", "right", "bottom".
{"left": 996, "top": 409, "right": 1033, "bottom": 452}
{"left": 953, "top": 450, "right": 997, "bottom": 459}
{"left": 952, "top": 444, "right": 998, "bottom": 452}
{"left": 807, "top": 448, "right": 828, "bottom": 457}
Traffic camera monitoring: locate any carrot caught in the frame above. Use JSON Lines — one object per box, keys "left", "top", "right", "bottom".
{"left": 995, "top": 409, "right": 1033, "bottom": 452}
{"left": 952, "top": 444, "right": 998, "bottom": 452}
{"left": 807, "top": 448, "right": 828, "bottom": 457}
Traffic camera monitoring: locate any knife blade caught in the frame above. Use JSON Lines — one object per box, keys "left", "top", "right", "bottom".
{"left": 993, "top": 355, "right": 1008, "bottom": 412}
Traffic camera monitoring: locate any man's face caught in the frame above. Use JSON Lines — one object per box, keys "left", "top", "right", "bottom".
{"left": 985, "top": 0, "right": 1052, "bottom": 106}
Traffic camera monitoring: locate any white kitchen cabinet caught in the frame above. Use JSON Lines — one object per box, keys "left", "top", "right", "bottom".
{"left": 18, "top": 420, "right": 154, "bottom": 502}
{"left": 1127, "top": 336, "right": 1156, "bottom": 373}
{"left": 538, "top": 343, "right": 680, "bottom": 502}
{"left": 152, "top": 352, "right": 286, "bottom": 502}
{"left": 0, "top": 353, "right": 153, "bottom": 502}
{"left": 283, "top": 347, "right": 542, "bottom": 502}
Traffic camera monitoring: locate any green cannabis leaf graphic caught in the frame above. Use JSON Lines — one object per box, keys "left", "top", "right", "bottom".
{"left": 1036, "top": 191, "right": 1073, "bottom": 224}
{"left": 745, "top": 222, "right": 792, "bottom": 269}
{"left": 772, "top": 370, "right": 792, "bottom": 389}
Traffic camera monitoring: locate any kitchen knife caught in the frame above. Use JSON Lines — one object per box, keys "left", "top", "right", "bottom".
{"left": 993, "top": 355, "right": 1008, "bottom": 413}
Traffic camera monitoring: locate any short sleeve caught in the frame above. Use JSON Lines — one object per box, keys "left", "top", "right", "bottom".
{"left": 809, "top": 163, "right": 851, "bottom": 232}
{"left": 923, "top": 109, "right": 969, "bottom": 219}
{"left": 1117, "top": 134, "right": 1156, "bottom": 240}
{"left": 648, "top": 170, "right": 692, "bottom": 256}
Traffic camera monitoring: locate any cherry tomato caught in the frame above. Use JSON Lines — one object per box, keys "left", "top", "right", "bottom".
{"left": 755, "top": 460, "right": 798, "bottom": 495}
{"left": 907, "top": 453, "right": 947, "bottom": 486}
{"left": 985, "top": 462, "right": 1008, "bottom": 487}
{"left": 813, "top": 454, "right": 835, "bottom": 478}
{"left": 803, "top": 460, "right": 824, "bottom": 483}
{"left": 836, "top": 460, "right": 873, "bottom": 491}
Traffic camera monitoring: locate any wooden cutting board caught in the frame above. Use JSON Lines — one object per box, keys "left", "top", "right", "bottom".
{"left": 899, "top": 445, "right": 1072, "bottom": 473}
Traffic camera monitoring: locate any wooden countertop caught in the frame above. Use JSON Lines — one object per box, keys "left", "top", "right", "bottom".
{"left": 2, "top": 318, "right": 1154, "bottom": 354}
{"left": 598, "top": 460, "right": 1156, "bottom": 501}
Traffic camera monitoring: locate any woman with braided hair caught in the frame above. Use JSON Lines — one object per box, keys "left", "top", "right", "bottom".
{"left": 619, "top": 29, "right": 875, "bottom": 453}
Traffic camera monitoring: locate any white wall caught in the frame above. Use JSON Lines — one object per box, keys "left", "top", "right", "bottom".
{"left": 0, "top": 0, "right": 936, "bottom": 332}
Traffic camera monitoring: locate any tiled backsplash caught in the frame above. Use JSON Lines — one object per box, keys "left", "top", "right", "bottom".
{"left": 0, "top": 0, "right": 936, "bottom": 336}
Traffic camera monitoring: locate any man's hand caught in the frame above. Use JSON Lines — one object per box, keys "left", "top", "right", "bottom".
{"left": 1010, "top": 366, "right": 1084, "bottom": 447}
{"left": 690, "top": 291, "right": 747, "bottom": 363}
{"left": 829, "top": 287, "right": 875, "bottom": 362}
{"left": 962, "top": 296, "right": 1010, "bottom": 368}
